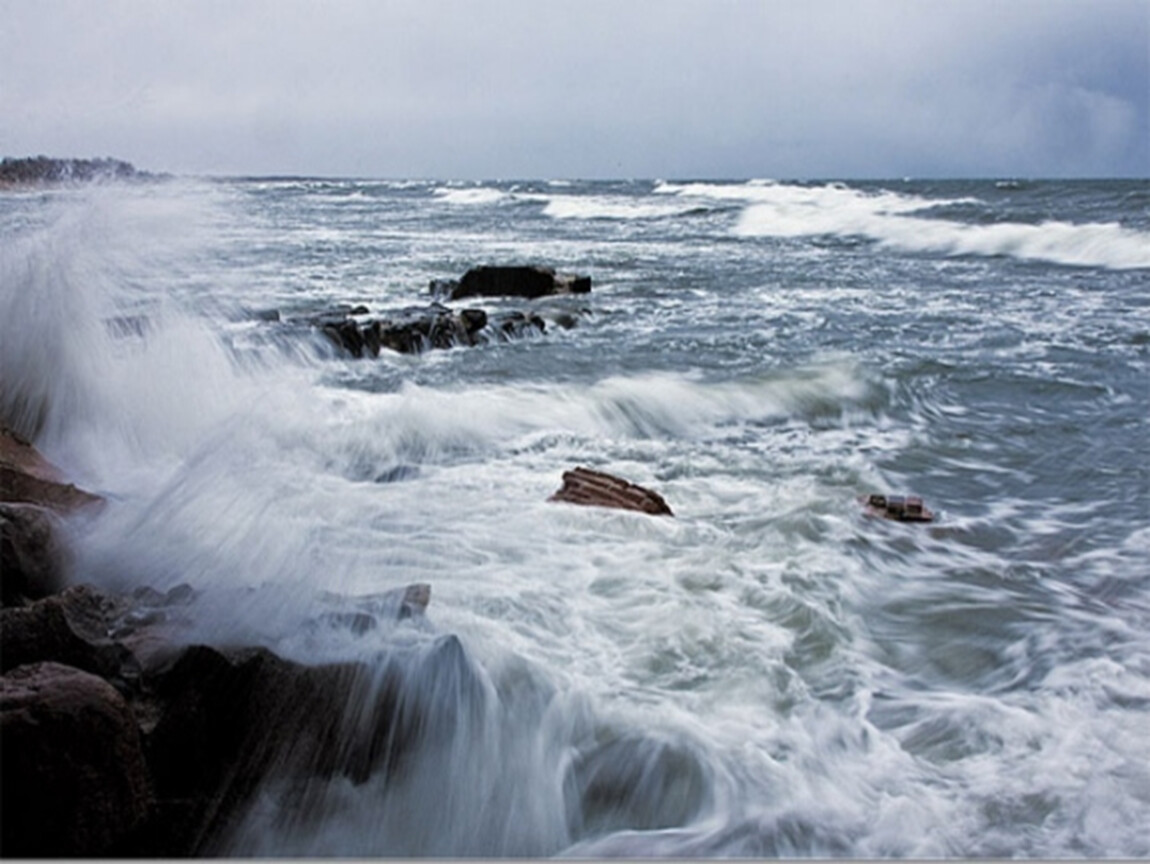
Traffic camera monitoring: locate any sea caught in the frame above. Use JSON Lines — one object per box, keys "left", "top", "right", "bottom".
{"left": 1, "top": 176, "right": 1148, "bottom": 857}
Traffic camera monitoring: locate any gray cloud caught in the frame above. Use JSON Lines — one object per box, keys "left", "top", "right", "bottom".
{"left": 1, "top": 0, "right": 1146, "bottom": 178}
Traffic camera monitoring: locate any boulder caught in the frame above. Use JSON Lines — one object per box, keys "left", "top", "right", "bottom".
{"left": 433, "top": 265, "right": 592, "bottom": 301}
{"left": 1, "top": 502, "right": 70, "bottom": 605}
{"left": 0, "top": 584, "right": 134, "bottom": 678}
{"left": 549, "top": 467, "right": 674, "bottom": 517}
{"left": 0, "top": 662, "right": 154, "bottom": 857}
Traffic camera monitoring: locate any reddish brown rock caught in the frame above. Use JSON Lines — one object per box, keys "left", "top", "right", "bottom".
{"left": 0, "top": 662, "right": 154, "bottom": 857}
{"left": 549, "top": 466, "right": 674, "bottom": 517}
{"left": 0, "top": 427, "right": 103, "bottom": 513}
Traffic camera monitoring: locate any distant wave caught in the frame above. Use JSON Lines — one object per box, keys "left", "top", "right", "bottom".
{"left": 432, "top": 186, "right": 509, "bottom": 206}
{"left": 660, "top": 180, "right": 1150, "bottom": 270}
{"left": 541, "top": 194, "right": 710, "bottom": 221}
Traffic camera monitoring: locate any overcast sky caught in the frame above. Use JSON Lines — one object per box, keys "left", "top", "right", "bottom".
{"left": 2, "top": 0, "right": 1147, "bottom": 179}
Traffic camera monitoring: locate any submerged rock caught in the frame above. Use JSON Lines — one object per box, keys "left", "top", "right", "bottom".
{"left": 432, "top": 265, "right": 592, "bottom": 301}
{"left": 862, "top": 494, "right": 935, "bottom": 523}
{"left": 0, "top": 662, "right": 155, "bottom": 857}
{"left": 549, "top": 466, "right": 674, "bottom": 517}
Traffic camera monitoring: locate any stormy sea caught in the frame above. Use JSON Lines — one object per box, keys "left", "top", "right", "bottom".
{"left": 2, "top": 175, "right": 1148, "bottom": 857}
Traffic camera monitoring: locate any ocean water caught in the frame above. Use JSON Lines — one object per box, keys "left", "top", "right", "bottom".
{"left": 1, "top": 176, "right": 1148, "bottom": 857}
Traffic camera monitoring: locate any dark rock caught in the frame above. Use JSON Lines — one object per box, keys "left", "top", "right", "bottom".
{"left": 139, "top": 643, "right": 371, "bottom": 854}
{"left": 863, "top": 494, "right": 935, "bottom": 523}
{"left": 443, "top": 265, "right": 592, "bottom": 301}
{"left": 0, "top": 584, "right": 134, "bottom": 678}
{"left": 549, "top": 466, "right": 674, "bottom": 517}
{"left": 324, "top": 305, "right": 490, "bottom": 356}
{"left": 494, "top": 310, "right": 547, "bottom": 340}
{"left": 0, "top": 426, "right": 104, "bottom": 512}
{"left": 1, "top": 502, "right": 70, "bottom": 606}
{"left": 0, "top": 662, "right": 154, "bottom": 857}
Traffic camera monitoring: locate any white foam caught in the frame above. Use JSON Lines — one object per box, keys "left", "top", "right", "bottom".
{"left": 657, "top": 180, "right": 1150, "bottom": 269}
{"left": 432, "top": 185, "right": 509, "bottom": 206}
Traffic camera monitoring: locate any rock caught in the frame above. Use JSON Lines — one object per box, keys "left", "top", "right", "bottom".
{"left": 0, "top": 584, "right": 134, "bottom": 678}
{"left": 0, "top": 426, "right": 104, "bottom": 512}
{"left": 549, "top": 466, "right": 674, "bottom": 517}
{"left": 0, "top": 662, "right": 154, "bottom": 857}
{"left": 319, "top": 305, "right": 489, "bottom": 356}
{"left": 862, "top": 494, "right": 935, "bottom": 523}
{"left": 435, "top": 265, "right": 592, "bottom": 301}
{"left": 1, "top": 502, "right": 70, "bottom": 605}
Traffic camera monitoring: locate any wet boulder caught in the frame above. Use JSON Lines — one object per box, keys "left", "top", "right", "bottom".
{"left": 0, "top": 584, "right": 134, "bottom": 678}
{"left": 549, "top": 466, "right": 674, "bottom": 516}
{"left": 432, "top": 265, "right": 592, "bottom": 301}
{"left": 0, "top": 661, "right": 155, "bottom": 857}
{"left": 1, "top": 502, "right": 71, "bottom": 605}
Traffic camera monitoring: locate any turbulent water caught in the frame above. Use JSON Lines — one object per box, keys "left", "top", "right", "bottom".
{"left": 2, "top": 175, "right": 1148, "bottom": 857}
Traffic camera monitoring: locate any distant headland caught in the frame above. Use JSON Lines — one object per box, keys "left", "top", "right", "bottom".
{"left": 0, "top": 156, "right": 166, "bottom": 188}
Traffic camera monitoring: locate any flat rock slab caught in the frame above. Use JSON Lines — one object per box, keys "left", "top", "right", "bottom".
{"left": 549, "top": 467, "right": 674, "bottom": 517}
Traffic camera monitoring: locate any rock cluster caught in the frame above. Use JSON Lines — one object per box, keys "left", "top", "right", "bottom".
{"left": 0, "top": 429, "right": 467, "bottom": 856}
{"left": 295, "top": 265, "right": 589, "bottom": 357}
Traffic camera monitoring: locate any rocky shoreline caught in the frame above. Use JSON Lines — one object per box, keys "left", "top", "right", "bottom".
{"left": 0, "top": 420, "right": 678, "bottom": 857}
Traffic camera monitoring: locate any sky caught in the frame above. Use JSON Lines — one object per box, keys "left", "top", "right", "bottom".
{"left": 1, "top": 0, "right": 1147, "bottom": 180}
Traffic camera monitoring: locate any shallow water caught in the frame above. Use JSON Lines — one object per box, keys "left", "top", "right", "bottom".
{"left": 2, "top": 176, "right": 1148, "bottom": 856}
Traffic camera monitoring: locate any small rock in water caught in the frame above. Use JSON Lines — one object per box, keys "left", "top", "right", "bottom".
{"left": 549, "top": 466, "right": 674, "bottom": 517}
{"left": 863, "top": 493, "right": 935, "bottom": 522}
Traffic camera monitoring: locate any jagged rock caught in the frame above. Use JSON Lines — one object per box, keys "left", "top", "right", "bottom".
{"left": 320, "top": 305, "right": 489, "bottom": 356}
{"left": 0, "top": 584, "right": 134, "bottom": 678}
{"left": 432, "top": 265, "right": 592, "bottom": 301}
{"left": 0, "top": 427, "right": 104, "bottom": 512}
{"left": 0, "top": 662, "right": 155, "bottom": 857}
{"left": 549, "top": 466, "right": 674, "bottom": 517}
{"left": 1, "top": 502, "right": 70, "bottom": 605}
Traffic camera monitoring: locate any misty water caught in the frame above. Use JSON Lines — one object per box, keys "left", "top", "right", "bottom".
{"left": 2, "top": 176, "right": 1148, "bottom": 857}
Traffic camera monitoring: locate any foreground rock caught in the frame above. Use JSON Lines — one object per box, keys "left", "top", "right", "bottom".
{"left": 431, "top": 265, "right": 592, "bottom": 301}
{"left": 0, "top": 662, "right": 155, "bottom": 857}
{"left": 0, "top": 579, "right": 467, "bottom": 856}
{"left": 549, "top": 466, "right": 674, "bottom": 517}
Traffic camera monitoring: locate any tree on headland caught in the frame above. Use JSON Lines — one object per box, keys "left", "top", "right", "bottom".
{"left": 0, "top": 156, "right": 158, "bottom": 186}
